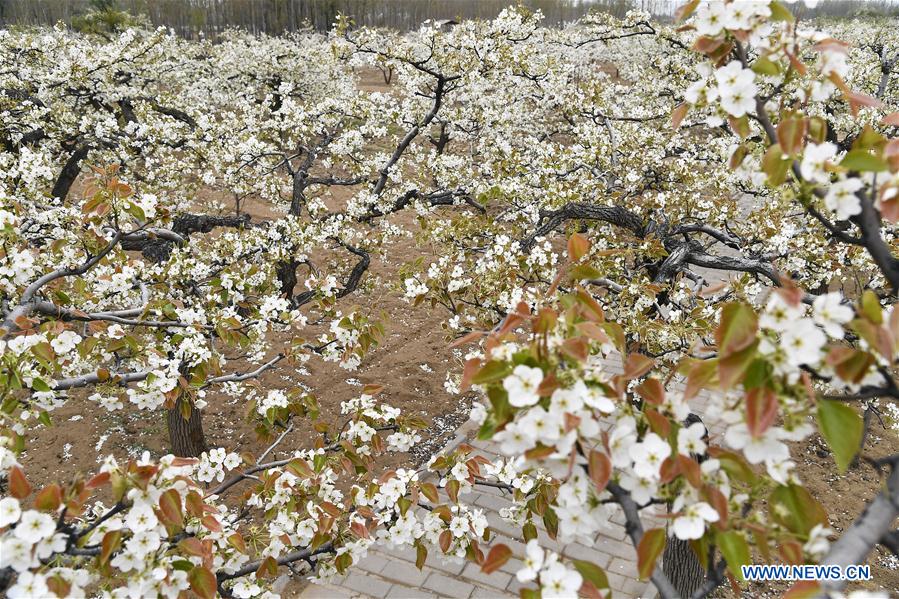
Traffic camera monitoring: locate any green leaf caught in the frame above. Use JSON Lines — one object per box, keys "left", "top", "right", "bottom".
{"left": 751, "top": 56, "right": 781, "bottom": 76}
{"left": 717, "top": 530, "right": 750, "bottom": 582}
{"left": 570, "top": 264, "right": 603, "bottom": 280}
{"left": 471, "top": 360, "right": 513, "bottom": 385}
{"left": 710, "top": 448, "right": 756, "bottom": 483}
{"left": 715, "top": 302, "right": 757, "bottom": 358}
{"left": 769, "top": 0, "right": 795, "bottom": 21}
{"left": 860, "top": 290, "right": 883, "bottom": 324}
{"left": 30, "top": 378, "right": 52, "bottom": 393}
{"left": 817, "top": 400, "right": 863, "bottom": 472}
{"left": 840, "top": 150, "right": 888, "bottom": 172}
{"left": 762, "top": 144, "right": 791, "bottom": 186}
{"left": 769, "top": 484, "right": 828, "bottom": 536}
{"left": 573, "top": 560, "right": 610, "bottom": 590}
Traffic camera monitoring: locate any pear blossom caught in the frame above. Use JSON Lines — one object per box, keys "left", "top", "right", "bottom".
{"left": 541, "top": 561, "right": 583, "bottom": 597}
{"left": 714, "top": 62, "right": 757, "bottom": 117}
{"left": 824, "top": 178, "right": 864, "bottom": 221}
{"left": 6, "top": 571, "right": 50, "bottom": 599}
{"left": 672, "top": 502, "right": 720, "bottom": 540}
{"left": 629, "top": 433, "right": 671, "bottom": 480}
{"left": 677, "top": 422, "right": 707, "bottom": 456}
{"left": 14, "top": 510, "right": 56, "bottom": 544}
{"left": 800, "top": 142, "right": 838, "bottom": 184}
{"left": 516, "top": 539, "right": 545, "bottom": 583}
{"left": 725, "top": 423, "right": 790, "bottom": 465}
{"left": 0, "top": 497, "right": 21, "bottom": 527}
{"left": 504, "top": 365, "right": 544, "bottom": 407}
{"left": 781, "top": 318, "right": 826, "bottom": 366}
{"left": 813, "top": 292, "right": 854, "bottom": 339}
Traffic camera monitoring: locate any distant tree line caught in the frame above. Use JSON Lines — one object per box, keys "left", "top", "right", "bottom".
{"left": 0, "top": 0, "right": 896, "bottom": 36}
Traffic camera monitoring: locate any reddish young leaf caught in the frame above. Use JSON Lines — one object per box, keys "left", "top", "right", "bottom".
{"left": 46, "top": 574, "right": 71, "bottom": 598}
{"left": 671, "top": 102, "right": 689, "bottom": 129}
{"left": 201, "top": 515, "right": 223, "bottom": 533}
{"left": 450, "top": 330, "right": 486, "bottom": 349}
{"left": 158, "top": 489, "right": 183, "bottom": 528}
{"left": 8, "top": 466, "right": 31, "bottom": 499}
{"left": 588, "top": 450, "right": 612, "bottom": 493}
{"left": 34, "top": 484, "right": 62, "bottom": 512}
{"left": 644, "top": 408, "right": 671, "bottom": 438}
{"left": 85, "top": 471, "right": 110, "bottom": 489}
{"left": 675, "top": 0, "right": 700, "bottom": 21}
{"left": 745, "top": 388, "right": 778, "bottom": 438}
{"left": 623, "top": 353, "right": 654, "bottom": 379}
{"left": 567, "top": 232, "right": 591, "bottom": 262}
{"left": 179, "top": 537, "right": 207, "bottom": 557}
{"left": 677, "top": 455, "right": 702, "bottom": 488}
{"left": 255, "top": 556, "right": 279, "bottom": 579}
{"left": 228, "top": 532, "right": 247, "bottom": 554}
{"left": 659, "top": 457, "right": 681, "bottom": 485}
{"left": 636, "top": 378, "right": 665, "bottom": 405}
{"left": 684, "top": 358, "right": 718, "bottom": 400}
{"left": 704, "top": 485, "right": 729, "bottom": 528}
{"left": 100, "top": 530, "right": 121, "bottom": 565}
{"left": 419, "top": 482, "right": 439, "bottom": 503}
{"left": 637, "top": 528, "right": 666, "bottom": 580}
{"left": 446, "top": 479, "right": 460, "bottom": 503}
{"left": 481, "top": 544, "right": 512, "bottom": 574}
{"left": 188, "top": 566, "right": 217, "bottom": 599}
{"left": 779, "top": 541, "right": 805, "bottom": 565}
{"left": 439, "top": 529, "right": 453, "bottom": 553}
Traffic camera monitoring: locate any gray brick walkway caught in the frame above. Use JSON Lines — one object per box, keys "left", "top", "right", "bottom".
{"left": 301, "top": 357, "right": 716, "bottom": 598}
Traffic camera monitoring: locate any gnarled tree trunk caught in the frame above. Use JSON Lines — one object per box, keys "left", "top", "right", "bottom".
{"left": 166, "top": 397, "right": 207, "bottom": 457}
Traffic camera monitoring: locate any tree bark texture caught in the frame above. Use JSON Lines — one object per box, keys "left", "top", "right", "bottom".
{"left": 166, "top": 396, "right": 207, "bottom": 457}
{"left": 663, "top": 535, "right": 705, "bottom": 598}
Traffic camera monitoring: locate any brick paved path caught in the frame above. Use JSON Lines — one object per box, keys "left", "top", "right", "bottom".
{"left": 301, "top": 358, "right": 717, "bottom": 599}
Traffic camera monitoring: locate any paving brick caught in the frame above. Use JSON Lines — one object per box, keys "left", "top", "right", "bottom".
{"left": 300, "top": 583, "right": 361, "bottom": 598}
{"left": 470, "top": 587, "right": 515, "bottom": 599}
{"left": 601, "top": 522, "right": 629, "bottom": 541}
{"left": 506, "top": 577, "right": 533, "bottom": 595}
{"left": 474, "top": 483, "right": 509, "bottom": 498}
{"left": 498, "top": 556, "right": 524, "bottom": 576}
{"left": 473, "top": 490, "right": 514, "bottom": 511}
{"left": 592, "top": 535, "right": 638, "bottom": 559}
{"left": 356, "top": 553, "right": 390, "bottom": 574}
{"left": 609, "top": 556, "right": 639, "bottom": 579}
{"left": 621, "top": 578, "right": 651, "bottom": 597}
{"left": 341, "top": 573, "right": 393, "bottom": 598}
{"left": 373, "top": 544, "right": 418, "bottom": 564}
{"left": 384, "top": 583, "right": 440, "bottom": 599}
{"left": 461, "top": 562, "right": 513, "bottom": 592}
{"left": 424, "top": 552, "right": 467, "bottom": 576}
{"left": 423, "top": 571, "right": 475, "bottom": 598}
{"left": 486, "top": 512, "right": 522, "bottom": 539}
{"left": 561, "top": 542, "right": 613, "bottom": 568}
{"left": 379, "top": 559, "right": 431, "bottom": 587}
{"left": 605, "top": 571, "right": 627, "bottom": 595}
